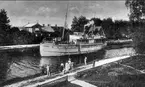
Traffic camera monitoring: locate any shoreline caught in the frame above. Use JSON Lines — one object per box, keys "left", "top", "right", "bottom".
{"left": 3, "top": 55, "right": 134, "bottom": 87}
{"left": 0, "top": 39, "right": 132, "bottom": 50}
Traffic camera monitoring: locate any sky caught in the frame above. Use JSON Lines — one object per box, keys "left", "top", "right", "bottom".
{"left": 0, "top": 0, "right": 129, "bottom": 28}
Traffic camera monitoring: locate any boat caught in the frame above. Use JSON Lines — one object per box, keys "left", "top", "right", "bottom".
{"left": 39, "top": 4, "right": 107, "bottom": 57}
{"left": 40, "top": 22, "right": 106, "bottom": 57}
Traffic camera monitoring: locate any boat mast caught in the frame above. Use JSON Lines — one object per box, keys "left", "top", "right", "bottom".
{"left": 62, "top": 2, "right": 69, "bottom": 40}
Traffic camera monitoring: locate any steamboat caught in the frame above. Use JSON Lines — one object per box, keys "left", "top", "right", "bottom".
{"left": 40, "top": 22, "right": 106, "bottom": 57}
{"left": 40, "top": 4, "right": 107, "bottom": 57}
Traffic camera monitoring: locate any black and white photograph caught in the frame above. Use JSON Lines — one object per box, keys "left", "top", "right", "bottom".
{"left": 0, "top": 0, "right": 145, "bottom": 87}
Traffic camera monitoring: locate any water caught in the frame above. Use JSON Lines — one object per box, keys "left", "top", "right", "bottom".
{"left": 0, "top": 46, "right": 135, "bottom": 85}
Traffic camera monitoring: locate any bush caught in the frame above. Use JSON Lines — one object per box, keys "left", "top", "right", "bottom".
{"left": 11, "top": 30, "right": 36, "bottom": 45}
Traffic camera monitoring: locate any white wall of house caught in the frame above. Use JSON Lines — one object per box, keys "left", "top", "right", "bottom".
{"left": 28, "top": 28, "right": 33, "bottom": 33}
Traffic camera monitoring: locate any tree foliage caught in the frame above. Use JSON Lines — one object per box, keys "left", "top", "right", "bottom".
{"left": 71, "top": 16, "right": 89, "bottom": 32}
{"left": 71, "top": 15, "right": 130, "bottom": 39}
{"left": 90, "top": 17, "right": 102, "bottom": 26}
{"left": 0, "top": 9, "right": 10, "bottom": 32}
{"left": 125, "top": 0, "right": 145, "bottom": 54}
{"left": 113, "top": 20, "right": 130, "bottom": 39}
{"left": 0, "top": 9, "right": 11, "bottom": 45}
{"left": 101, "top": 18, "right": 114, "bottom": 39}
{"left": 11, "top": 29, "right": 37, "bottom": 45}
{"left": 125, "top": 0, "right": 145, "bottom": 21}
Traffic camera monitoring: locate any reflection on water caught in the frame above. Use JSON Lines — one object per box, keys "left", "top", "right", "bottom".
{"left": 0, "top": 51, "right": 9, "bottom": 83}
{"left": 0, "top": 46, "right": 135, "bottom": 85}
{"left": 1, "top": 48, "right": 41, "bottom": 82}
{"left": 40, "top": 49, "right": 106, "bottom": 73}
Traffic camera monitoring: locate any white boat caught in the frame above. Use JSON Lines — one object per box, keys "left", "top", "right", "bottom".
{"left": 40, "top": 24, "right": 106, "bottom": 57}
{"left": 40, "top": 3, "right": 107, "bottom": 57}
{"left": 40, "top": 41, "right": 106, "bottom": 57}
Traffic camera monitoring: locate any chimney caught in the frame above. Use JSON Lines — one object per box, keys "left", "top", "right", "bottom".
{"left": 43, "top": 24, "right": 45, "bottom": 27}
{"left": 48, "top": 24, "right": 50, "bottom": 26}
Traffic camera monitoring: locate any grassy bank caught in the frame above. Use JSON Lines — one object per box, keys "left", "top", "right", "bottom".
{"left": 119, "top": 55, "right": 145, "bottom": 71}
{"left": 65, "top": 55, "right": 145, "bottom": 87}
{"left": 74, "top": 62, "right": 145, "bottom": 87}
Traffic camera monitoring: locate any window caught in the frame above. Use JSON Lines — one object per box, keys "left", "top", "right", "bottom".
{"left": 35, "top": 28, "right": 39, "bottom": 31}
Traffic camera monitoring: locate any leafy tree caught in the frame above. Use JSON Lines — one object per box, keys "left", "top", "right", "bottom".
{"left": 125, "top": 0, "right": 145, "bottom": 21}
{"left": 71, "top": 16, "right": 89, "bottom": 32}
{"left": 9, "top": 27, "right": 20, "bottom": 34}
{"left": 125, "top": 0, "right": 145, "bottom": 54}
{"left": 101, "top": 18, "right": 114, "bottom": 39}
{"left": 0, "top": 9, "right": 11, "bottom": 45}
{"left": 0, "top": 9, "right": 10, "bottom": 32}
{"left": 90, "top": 17, "right": 102, "bottom": 26}
{"left": 12, "top": 30, "right": 36, "bottom": 45}
{"left": 113, "top": 20, "right": 130, "bottom": 39}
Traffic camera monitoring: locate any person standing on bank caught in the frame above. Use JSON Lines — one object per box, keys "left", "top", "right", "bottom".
{"left": 40, "top": 65, "right": 45, "bottom": 74}
{"left": 68, "top": 58, "right": 72, "bottom": 70}
{"left": 60, "top": 63, "right": 64, "bottom": 73}
{"left": 64, "top": 62, "right": 69, "bottom": 73}
{"left": 68, "top": 58, "right": 71, "bottom": 64}
{"left": 46, "top": 64, "right": 51, "bottom": 76}
{"left": 84, "top": 56, "right": 87, "bottom": 65}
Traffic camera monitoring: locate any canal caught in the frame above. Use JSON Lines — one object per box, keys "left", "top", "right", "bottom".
{"left": 0, "top": 45, "right": 135, "bottom": 85}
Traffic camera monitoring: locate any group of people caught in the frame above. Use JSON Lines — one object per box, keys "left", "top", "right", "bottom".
{"left": 60, "top": 58, "right": 74, "bottom": 74}
{"left": 40, "top": 56, "right": 88, "bottom": 76}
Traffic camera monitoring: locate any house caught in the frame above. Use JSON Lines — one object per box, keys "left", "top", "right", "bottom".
{"left": 41, "top": 25, "right": 55, "bottom": 39}
{"left": 42, "top": 25, "right": 54, "bottom": 33}
{"left": 21, "top": 23, "right": 72, "bottom": 41}
{"left": 23, "top": 22, "right": 42, "bottom": 33}
{"left": 51, "top": 25, "right": 64, "bottom": 37}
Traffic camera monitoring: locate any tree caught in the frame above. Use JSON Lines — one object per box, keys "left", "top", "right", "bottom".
{"left": 125, "top": 0, "right": 145, "bottom": 54}
{"left": 0, "top": 9, "right": 11, "bottom": 45}
{"left": 9, "top": 27, "right": 20, "bottom": 34}
{"left": 71, "top": 16, "right": 89, "bottom": 32}
{"left": 0, "top": 9, "right": 10, "bottom": 32}
{"left": 101, "top": 18, "right": 114, "bottom": 39}
{"left": 12, "top": 30, "right": 36, "bottom": 45}
{"left": 113, "top": 20, "right": 130, "bottom": 39}
{"left": 90, "top": 17, "right": 102, "bottom": 26}
{"left": 126, "top": 0, "right": 145, "bottom": 21}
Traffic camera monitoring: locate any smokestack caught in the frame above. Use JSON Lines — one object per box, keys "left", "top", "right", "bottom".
{"left": 48, "top": 24, "right": 51, "bottom": 26}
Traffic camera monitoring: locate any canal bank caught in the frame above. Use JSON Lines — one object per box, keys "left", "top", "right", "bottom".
{"left": 26, "top": 54, "right": 145, "bottom": 87}
{"left": 4, "top": 54, "right": 135, "bottom": 87}
{"left": 0, "top": 40, "right": 134, "bottom": 86}
{"left": 1, "top": 47, "right": 134, "bottom": 86}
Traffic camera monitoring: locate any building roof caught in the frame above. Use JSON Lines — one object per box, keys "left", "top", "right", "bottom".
{"left": 23, "top": 22, "right": 42, "bottom": 27}
{"left": 42, "top": 26, "right": 54, "bottom": 32}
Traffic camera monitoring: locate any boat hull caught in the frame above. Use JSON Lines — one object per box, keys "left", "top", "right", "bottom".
{"left": 40, "top": 42, "right": 106, "bottom": 57}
